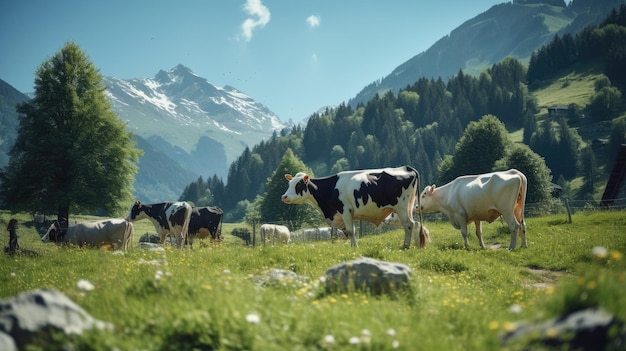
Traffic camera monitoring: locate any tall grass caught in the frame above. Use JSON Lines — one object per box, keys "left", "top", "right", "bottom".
{"left": 1, "top": 210, "right": 625, "bottom": 350}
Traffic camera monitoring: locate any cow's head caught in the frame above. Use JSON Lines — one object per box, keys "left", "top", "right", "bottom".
{"left": 281, "top": 172, "right": 312, "bottom": 204}
{"left": 419, "top": 185, "right": 437, "bottom": 212}
{"left": 41, "top": 221, "right": 66, "bottom": 243}
{"left": 127, "top": 200, "right": 146, "bottom": 221}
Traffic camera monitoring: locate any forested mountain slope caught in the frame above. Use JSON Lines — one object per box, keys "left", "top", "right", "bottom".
{"left": 350, "top": 0, "right": 625, "bottom": 108}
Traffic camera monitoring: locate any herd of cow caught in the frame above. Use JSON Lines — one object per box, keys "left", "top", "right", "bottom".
{"left": 39, "top": 166, "right": 529, "bottom": 251}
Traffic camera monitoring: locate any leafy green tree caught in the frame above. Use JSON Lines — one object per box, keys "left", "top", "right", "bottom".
{"left": 330, "top": 145, "right": 345, "bottom": 165}
{"left": 259, "top": 149, "right": 318, "bottom": 230}
{"left": 588, "top": 79, "right": 622, "bottom": 122}
{"left": 523, "top": 113, "right": 538, "bottom": 144}
{"left": 0, "top": 42, "right": 140, "bottom": 220}
{"left": 499, "top": 144, "right": 552, "bottom": 205}
{"left": 553, "top": 118, "right": 582, "bottom": 179}
{"left": 579, "top": 145, "right": 598, "bottom": 198}
{"left": 438, "top": 115, "right": 511, "bottom": 183}
{"left": 330, "top": 158, "right": 350, "bottom": 173}
{"left": 608, "top": 118, "right": 626, "bottom": 162}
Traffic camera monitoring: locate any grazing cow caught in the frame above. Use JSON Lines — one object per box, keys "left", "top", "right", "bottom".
{"left": 419, "top": 169, "right": 528, "bottom": 250}
{"left": 185, "top": 206, "right": 224, "bottom": 247}
{"left": 41, "top": 218, "right": 133, "bottom": 250}
{"left": 260, "top": 224, "right": 291, "bottom": 245}
{"left": 281, "top": 166, "right": 428, "bottom": 248}
{"left": 127, "top": 201, "right": 192, "bottom": 249}
{"left": 291, "top": 227, "right": 346, "bottom": 242}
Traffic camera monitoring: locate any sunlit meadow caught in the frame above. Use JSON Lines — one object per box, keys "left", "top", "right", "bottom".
{"left": 1, "top": 210, "right": 625, "bottom": 350}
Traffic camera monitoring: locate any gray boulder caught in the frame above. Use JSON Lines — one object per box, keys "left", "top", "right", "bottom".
{"left": 502, "top": 307, "right": 626, "bottom": 350}
{"left": 0, "top": 289, "right": 113, "bottom": 349}
{"left": 138, "top": 233, "right": 161, "bottom": 243}
{"left": 324, "top": 257, "right": 412, "bottom": 295}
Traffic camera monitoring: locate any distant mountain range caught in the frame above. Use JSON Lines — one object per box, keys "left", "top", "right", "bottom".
{"left": 349, "top": 0, "right": 625, "bottom": 107}
{"left": 105, "top": 64, "right": 286, "bottom": 178}
{"left": 103, "top": 64, "right": 288, "bottom": 201}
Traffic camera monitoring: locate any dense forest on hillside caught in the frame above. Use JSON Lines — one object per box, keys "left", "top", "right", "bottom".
{"left": 180, "top": 5, "right": 626, "bottom": 221}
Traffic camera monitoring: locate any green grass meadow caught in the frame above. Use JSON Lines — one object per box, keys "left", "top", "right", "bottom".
{"left": 1, "top": 210, "right": 626, "bottom": 350}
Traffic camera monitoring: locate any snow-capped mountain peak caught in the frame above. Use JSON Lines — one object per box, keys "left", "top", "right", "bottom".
{"left": 103, "top": 64, "right": 287, "bottom": 186}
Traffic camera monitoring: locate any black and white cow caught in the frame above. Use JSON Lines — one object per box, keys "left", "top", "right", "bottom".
{"left": 185, "top": 206, "right": 224, "bottom": 246}
{"left": 127, "top": 201, "right": 192, "bottom": 249}
{"left": 281, "top": 166, "right": 428, "bottom": 248}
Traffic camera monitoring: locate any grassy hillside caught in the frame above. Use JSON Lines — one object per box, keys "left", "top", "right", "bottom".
{"left": 528, "top": 60, "right": 626, "bottom": 200}
{"left": 531, "top": 61, "right": 604, "bottom": 114}
{"left": 2, "top": 210, "right": 625, "bottom": 350}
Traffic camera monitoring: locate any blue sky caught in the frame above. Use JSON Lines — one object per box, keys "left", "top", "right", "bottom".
{"left": 0, "top": 0, "right": 504, "bottom": 123}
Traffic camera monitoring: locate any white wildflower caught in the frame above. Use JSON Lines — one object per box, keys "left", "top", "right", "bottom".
{"left": 360, "top": 329, "right": 371, "bottom": 343}
{"left": 349, "top": 336, "right": 360, "bottom": 345}
{"left": 155, "top": 270, "right": 163, "bottom": 281}
{"left": 223, "top": 269, "right": 231, "bottom": 275}
{"left": 592, "top": 246, "right": 608, "bottom": 258}
{"left": 245, "top": 313, "right": 260, "bottom": 324}
{"left": 386, "top": 328, "right": 396, "bottom": 337}
{"left": 392, "top": 340, "right": 400, "bottom": 348}
{"left": 323, "top": 334, "right": 335, "bottom": 345}
{"left": 77, "top": 279, "right": 95, "bottom": 292}
{"left": 509, "top": 304, "right": 523, "bottom": 314}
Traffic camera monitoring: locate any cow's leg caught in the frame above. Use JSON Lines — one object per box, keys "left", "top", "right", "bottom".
{"left": 396, "top": 211, "right": 415, "bottom": 249}
{"left": 457, "top": 217, "right": 471, "bottom": 249}
{"left": 506, "top": 217, "right": 519, "bottom": 250}
{"left": 343, "top": 214, "right": 357, "bottom": 247}
{"left": 474, "top": 221, "right": 486, "bottom": 249}
{"left": 173, "top": 228, "right": 184, "bottom": 249}
{"left": 520, "top": 219, "right": 527, "bottom": 248}
{"left": 158, "top": 229, "right": 165, "bottom": 244}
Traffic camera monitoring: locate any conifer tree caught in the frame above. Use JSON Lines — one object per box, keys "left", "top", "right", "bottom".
{"left": 260, "top": 149, "right": 319, "bottom": 229}
{"left": 0, "top": 42, "right": 140, "bottom": 220}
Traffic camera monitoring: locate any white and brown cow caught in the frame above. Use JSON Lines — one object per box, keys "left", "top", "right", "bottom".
{"left": 419, "top": 169, "right": 528, "bottom": 250}
{"left": 259, "top": 224, "right": 291, "bottom": 245}
{"left": 41, "top": 218, "right": 134, "bottom": 250}
{"left": 127, "top": 201, "right": 192, "bottom": 249}
{"left": 281, "top": 166, "right": 428, "bottom": 248}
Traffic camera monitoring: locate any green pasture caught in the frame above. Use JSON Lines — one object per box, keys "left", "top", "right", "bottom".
{"left": 1, "top": 210, "right": 625, "bottom": 350}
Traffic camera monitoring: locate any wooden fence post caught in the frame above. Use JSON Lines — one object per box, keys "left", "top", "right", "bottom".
{"left": 252, "top": 218, "right": 257, "bottom": 247}
{"left": 565, "top": 198, "right": 572, "bottom": 223}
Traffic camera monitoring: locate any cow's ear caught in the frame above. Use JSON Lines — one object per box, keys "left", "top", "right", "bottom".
{"left": 430, "top": 185, "right": 436, "bottom": 193}
{"left": 285, "top": 174, "right": 293, "bottom": 181}
{"left": 303, "top": 175, "right": 309, "bottom": 183}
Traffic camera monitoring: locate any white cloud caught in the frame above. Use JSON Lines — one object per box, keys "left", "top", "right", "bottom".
{"left": 306, "top": 15, "right": 320, "bottom": 28}
{"left": 241, "top": 0, "right": 271, "bottom": 42}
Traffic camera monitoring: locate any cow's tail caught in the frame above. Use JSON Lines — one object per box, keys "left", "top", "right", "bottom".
{"left": 217, "top": 216, "right": 224, "bottom": 241}
{"left": 124, "top": 221, "right": 134, "bottom": 250}
{"left": 414, "top": 168, "right": 427, "bottom": 248}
